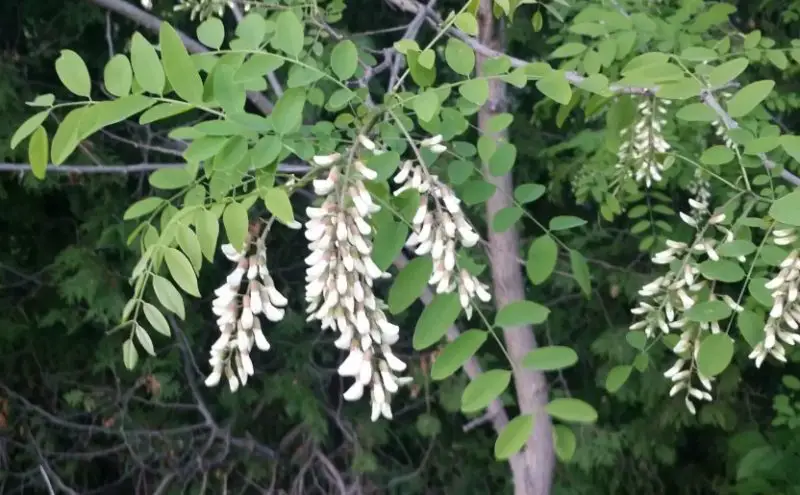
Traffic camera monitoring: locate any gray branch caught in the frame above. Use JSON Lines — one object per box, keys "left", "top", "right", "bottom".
{"left": 0, "top": 162, "right": 310, "bottom": 175}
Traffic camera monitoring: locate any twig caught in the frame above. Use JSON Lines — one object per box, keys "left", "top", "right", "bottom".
{"left": 38, "top": 466, "right": 56, "bottom": 495}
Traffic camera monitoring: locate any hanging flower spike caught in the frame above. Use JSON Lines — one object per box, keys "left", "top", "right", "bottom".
{"left": 304, "top": 150, "right": 412, "bottom": 421}
{"left": 205, "top": 231, "right": 288, "bottom": 392}
{"left": 615, "top": 97, "right": 671, "bottom": 188}
{"left": 393, "top": 137, "right": 491, "bottom": 319}
{"left": 749, "top": 234, "right": 800, "bottom": 367}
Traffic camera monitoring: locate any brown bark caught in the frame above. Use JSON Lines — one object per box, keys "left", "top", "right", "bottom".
{"left": 476, "top": 3, "right": 555, "bottom": 494}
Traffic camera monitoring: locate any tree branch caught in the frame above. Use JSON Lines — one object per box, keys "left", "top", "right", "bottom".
{"left": 476, "top": 3, "right": 554, "bottom": 494}
{"left": 0, "top": 162, "right": 310, "bottom": 175}
{"left": 86, "top": 0, "right": 275, "bottom": 114}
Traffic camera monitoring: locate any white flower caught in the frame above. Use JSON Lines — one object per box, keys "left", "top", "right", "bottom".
{"left": 304, "top": 159, "right": 411, "bottom": 421}
{"left": 205, "top": 231, "right": 288, "bottom": 391}
{"left": 615, "top": 97, "right": 671, "bottom": 188}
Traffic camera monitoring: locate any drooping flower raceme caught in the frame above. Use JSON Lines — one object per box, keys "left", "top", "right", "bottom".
{"left": 304, "top": 147, "right": 412, "bottom": 422}
{"left": 393, "top": 135, "right": 492, "bottom": 318}
{"left": 749, "top": 228, "right": 800, "bottom": 367}
{"left": 615, "top": 97, "right": 671, "bottom": 188}
{"left": 205, "top": 233, "right": 288, "bottom": 391}
{"left": 629, "top": 202, "right": 741, "bottom": 414}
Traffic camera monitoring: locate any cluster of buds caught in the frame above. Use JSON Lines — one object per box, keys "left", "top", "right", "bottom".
{"left": 615, "top": 97, "right": 672, "bottom": 188}
{"left": 393, "top": 136, "right": 491, "bottom": 318}
{"left": 711, "top": 91, "right": 736, "bottom": 149}
{"left": 630, "top": 202, "right": 742, "bottom": 413}
{"left": 687, "top": 169, "right": 712, "bottom": 220}
{"left": 206, "top": 232, "right": 288, "bottom": 391}
{"left": 749, "top": 229, "right": 800, "bottom": 367}
{"left": 305, "top": 145, "right": 412, "bottom": 421}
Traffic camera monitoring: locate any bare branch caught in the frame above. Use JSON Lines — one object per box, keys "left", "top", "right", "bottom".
{"left": 0, "top": 162, "right": 311, "bottom": 175}
{"left": 86, "top": 0, "right": 275, "bottom": 114}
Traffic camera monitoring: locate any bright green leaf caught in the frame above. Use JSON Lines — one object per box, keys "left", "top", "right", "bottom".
{"left": 522, "top": 346, "right": 578, "bottom": 371}
{"left": 570, "top": 250, "right": 592, "bottom": 297}
{"left": 104, "top": 55, "right": 133, "bottom": 97}
{"left": 546, "top": 398, "right": 598, "bottom": 424}
{"left": 413, "top": 293, "right": 461, "bottom": 350}
{"left": 431, "top": 330, "right": 488, "bottom": 381}
{"left": 197, "top": 17, "right": 225, "bottom": 49}
{"left": 331, "top": 40, "right": 359, "bottom": 80}
{"left": 526, "top": 236, "right": 558, "bottom": 285}
{"left": 28, "top": 126, "right": 48, "bottom": 180}
{"left": 143, "top": 302, "right": 171, "bottom": 337}
{"left": 164, "top": 248, "right": 200, "bottom": 297}
{"left": 160, "top": 23, "right": 204, "bottom": 104}
{"left": 549, "top": 216, "right": 586, "bottom": 231}
{"left": 389, "top": 257, "right": 433, "bottom": 314}
{"left": 152, "top": 275, "right": 186, "bottom": 319}
{"left": 495, "top": 300, "right": 550, "bottom": 327}
{"left": 131, "top": 32, "right": 165, "bottom": 95}
{"left": 461, "top": 369, "right": 512, "bottom": 413}
{"left": 223, "top": 201, "right": 249, "bottom": 250}
{"left": 494, "top": 414, "right": 534, "bottom": 460}
{"left": 536, "top": 70, "right": 572, "bottom": 105}
{"left": 55, "top": 50, "right": 91, "bottom": 97}
{"left": 727, "top": 80, "right": 775, "bottom": 118}
{"left": 605, "top": 365, "right": 633, "bottom": 393}
{"left": 697, "top": 333, "right": 735, "bottom": 377}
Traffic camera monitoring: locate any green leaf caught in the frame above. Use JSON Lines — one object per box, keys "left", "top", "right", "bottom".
{"left": 459, "top": 78, "right": 489, "bottom": 105}
{"left": 122, "top": 339, "right": 138, "bottom": 370}
{"left": 675, "top": 103, "right": 718, "bottom": 122}
{"left": 414, "top": 90, "right": 440, "bottom": 122}
{"left": 727, "top": 80, "right": 774, "bottom": 118}
{"left": 235, "top": 13, "right": 267, "bottom": 48}
{"left": 700, "top": 145, "right": 735, "bottom": 165}
{"left": 522, "top": 346, "right": 578, "bottom": 371}
{"left": 445, "top": 38, "right": 475, "bottom": 76}
{"left": 160, "top": 23, "right": 204, "bottom": 104}
{"left": 164, "top": 248, "right": 200, "bottom": 297}
{"left": 152, "top": 275, "right": 186, "bottom": 319}
{"left": 748, "top": 278, "right": 774, "bottom": 308}
{"left": 430, "top": 329, "right": 488, "bottom": 380}
{"left": 123, "top": 197, "right": 164, "bottom": 220}
{"left": 104, "top": 55, "right": 133, "bottom": 97}
{"left": 11, "top": 111, "right": 49, "bottom": 150}
{"left": 177, "top": 225, "right": 203, "bottom": 272}
{"left": 27, "top": 94, "right": 55, "bottom": 107}
{"left": 461, "top": 179, "right": 496, "bottom": 205}
{"left": 514, "top": 183, "right": 545, "bottom": 203}
{"left": 782, "top": 135, "right": 800, "bottom": 163}
{"left": 495, "top": 300, "right": 550, "bottom": 327}
{"left": 494, "top": 415, "right": 534, "bottom": 460}
{"left": 697, "top": 333, "right": 735, "bottom": 377}
{"left": 184, "top": 136, "right": 229, "bottom": 162}
{"left": 769, "top": 189, "right": 800, "bottom": 226}
{"left": 389, "top": 257, "right": 433, "bottom": 314}
{"left": 454, "top": 12, "right": 479, "bottom": 36}
{"left": 492, "top": 207, "right": 523, "bottom": 233}
{"left": 413, "top": 293, "right": 462, "bottom": 350}
{"left": 486, "top": 113, "right": 513, "bottom": 133}
{"left": 698, "top": 259, "right": 746, "bottom": 282}
{"left": 626, "top": 331, "right": 646, "bottom": 350}
{"left": 371, "top": 220, "right": 408, "bottom": 271}
{"left": 49, "top": 107, "right": 84, "bottom": 165}
{"left": 55, "top": 50, "right": 91, "bottom": 97}
{"left": 685, "top": 300, "right": 732, "bottom": 322}
{"left": 570, "top": 250, "right": 592, "bottom": 297}
{"left": 461, "top": 369, "right": 512, "bottom": 413}
{"left": 272, "top": 11, "right": 304, "bottom": 57}
{"left": 263, "top": 187, "right": 295, "bottom": 226}
{"left": 549, "top": 216, "right": 586, "bottom": 231}
{"left": 680, "top": 46, "right": 718, "bottom": 62}
{"left": 197, "top": 17, "right": 225, "bottom": 49}
{"left": 526, "top": 236, "right": 558, "bottom": 285}
{"left": 271, "top": 87, "right": 306, "bottom": 134}
{"left": 707, "top": 57, "right": 749, "bottom": 87}
{"left": 330, "top": 40, "right": 358, "bottom": 80}
{"left": 605, "top": 365, "right": 633, "bottom": 393}
{"left": 536, "top": 70, "right": 572, "bottom": 105}
{"left": 131, "top": 32, "right": 165, "bottom": 95}
{"left": 28, "top": 127, "right": 49, "bottom": 180}
{"left": 550, "top": 43, "right": 587, "bottom": 58}
{"left": 140, "top": 102, "right": 191, "bottom": 124}
{"left": 488, "top": 142, "right": 517, "bottom": 176}
{"left": 553, "top": 425, "right": 576, "bottom": 462}
{"left": 142, "top": 302, "right": 171, "bottom": 337}
{"left": 223, "top": 201, "right": 249, "bottom": 251}
{"left": 149, "top": 168, "right": 192, "bottom": 190}
{"left": 135, "top": 324, "right": 156, "bottom": 356}
{"left": 546, "top": 398, "right": 598, "bottom": 424}
{"left": 196, "top": 209, "right": 220, "bottom": 262}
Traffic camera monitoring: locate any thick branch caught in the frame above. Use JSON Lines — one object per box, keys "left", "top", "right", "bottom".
{"left": 476, "top": 4, "right": 554, "bottom": 495}
{"left": 0, "top": 162, "right": 310, "bottom": 174}
{"left": 87, "top": 0, "right": 275, "bottom": 114}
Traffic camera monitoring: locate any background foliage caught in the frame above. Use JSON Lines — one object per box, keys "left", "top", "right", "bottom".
{"left": 3, "top": 0, "right": 800, "bottom": 494}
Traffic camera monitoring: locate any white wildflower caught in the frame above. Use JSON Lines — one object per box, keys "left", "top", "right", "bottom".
{"left": 615, "top": 97, "right": 671, "bottom": 188}
{"left": 206, "top": 230, "right": 288, "bottom": 391}
{"left": 305, "top": 153, "right": 411, "bottom": 422}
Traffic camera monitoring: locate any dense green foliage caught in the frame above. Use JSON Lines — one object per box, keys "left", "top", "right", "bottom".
{"left": 4, "top": 0, "right": 800, "bottom": 494}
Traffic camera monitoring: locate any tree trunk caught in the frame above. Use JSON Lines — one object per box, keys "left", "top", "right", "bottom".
{"left": 476, "top": 3, "right": 555, "bottom": 494}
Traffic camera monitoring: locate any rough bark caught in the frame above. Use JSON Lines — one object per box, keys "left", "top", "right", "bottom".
{"left": 477, "top": 3, "right": 555, "bottom": 494}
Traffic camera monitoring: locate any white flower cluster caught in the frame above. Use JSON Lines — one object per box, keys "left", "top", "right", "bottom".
{"left": 630, "top": 203, "right": 742, "bottom": 414}
{"left": 687, "top": 169, "right": 712, "bottom": 220}
{"left": 615, "top": 97, "right": 671, "bottom": 188}
{"left": 305, "top": 145, "right": 412, "bottom": 422}
{"left": 749, "top": 229, "right": 800, "bottom": 367}
{"left": 393, "top": 136, "right": 491, "bottom": 318}
{"left": 171, "top": 0, "right": 251, "bottom": 20}
{"left": 206, "top": 234, "right": 288, "bottom": 391}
